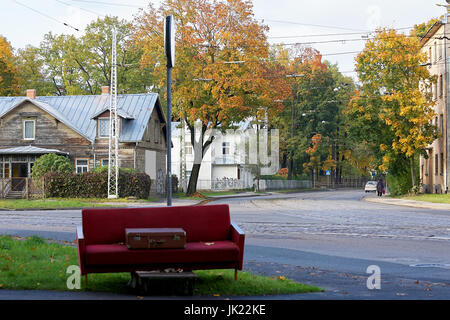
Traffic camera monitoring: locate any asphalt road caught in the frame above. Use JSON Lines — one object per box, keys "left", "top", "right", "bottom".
{"left": 1, "top": 189, "right": 449, "bottom": 299}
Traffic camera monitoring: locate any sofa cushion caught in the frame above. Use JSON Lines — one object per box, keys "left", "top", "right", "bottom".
{"left": 82, "top": 205, "right": 231, "bottom": 245}
{"left": 84, "top": 241, "right": 239, "bottom": 266}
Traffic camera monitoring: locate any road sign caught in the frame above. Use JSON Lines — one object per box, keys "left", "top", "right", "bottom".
{"left": 325, "top": 170, "right": 331, "bottom": 176}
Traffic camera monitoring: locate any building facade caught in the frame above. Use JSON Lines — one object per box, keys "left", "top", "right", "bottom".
{"left": 171, "top": 121, "right": 261, "bottom": 192}
{"left": 420, "top": 19, "right": 449, "bottom": 194}
{"left": 0, "top": 87, "right": 167, "bottom": 196}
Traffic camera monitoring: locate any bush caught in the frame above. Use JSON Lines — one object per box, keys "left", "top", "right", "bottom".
{"left": 31, "top": 153, "right": 74, "bottom": 179}
{"left": 43, "top": 170, "right": 151, "bottom": 199}
{"left": 91, "top": 166, "right": 137, "bottom": 175}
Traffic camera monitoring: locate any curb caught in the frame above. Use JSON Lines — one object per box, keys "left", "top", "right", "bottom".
{"left": 363, "top": 196, "right": 450, "bottom": 211}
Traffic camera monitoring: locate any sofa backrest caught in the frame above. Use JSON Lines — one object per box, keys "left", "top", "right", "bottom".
{"left": 82, "top": 204, "right": 231, "bottom": 245}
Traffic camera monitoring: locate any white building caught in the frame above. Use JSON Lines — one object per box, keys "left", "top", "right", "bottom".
{"left": 171, "top": 120, "right": 262, "bottom": 191}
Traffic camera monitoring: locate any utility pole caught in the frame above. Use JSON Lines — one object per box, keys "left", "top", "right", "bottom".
{"left": 108, "top": 28, "right": 119, "bottom": 199}
{"left": 165, "top": 15, "right": 175, "bottom": 206}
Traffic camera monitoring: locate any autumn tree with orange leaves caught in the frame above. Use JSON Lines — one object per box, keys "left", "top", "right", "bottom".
{"left": 134, "top": 0, "right": 290, "bottom": 195}
{"left": 0, "top": 36, "right": 20, "bottom": 96}
{"left": 347, "top": 29, "right": 438, "bottom": 193}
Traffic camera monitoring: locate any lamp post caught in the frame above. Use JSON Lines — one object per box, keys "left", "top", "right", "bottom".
{"left": 165, "top": 15, "right": 175, "bottom": 206}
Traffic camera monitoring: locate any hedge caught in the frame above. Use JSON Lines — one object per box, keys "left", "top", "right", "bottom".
{"left": 43, "top": 171, "right": 151, "bottom": 199}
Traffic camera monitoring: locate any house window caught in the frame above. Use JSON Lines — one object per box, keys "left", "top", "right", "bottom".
{"left": 98, "top": 118, "right": 109, "bottom": 137}
{"left": 440, "top": 114, "right": 444, "bottom": 134}
{"left": 23, "top": 119, "right": 35, "bottom": 140}
{"left": 101, "top": 158, "right": 115, "bottom": 167}
{"left": 435, "top": 154, "right": 439, "bottom": 176}
{"left": 154, "top": 121, "right": 160, "bottom": 144}
{"left": 76, "top": 159, "right": 89, "bottom": 173}
{"left": 441, "top": 153, "right": 444, "bottom": 175}
{"left": 222, "top": 142, "right": 230, "bottom": 155}
{"left": 439, "top": 75, "right": 443, "bottom": 97}
{"left": 185, "top": 142, "right": 193, "bottom": 155}
{"left": 434, "top": 42, "right": 437, "bottom": 64}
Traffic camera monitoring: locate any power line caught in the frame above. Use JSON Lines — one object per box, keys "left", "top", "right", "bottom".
{"left": 262, "top": 19, "right": 368, "bottom": 32}
{"left": 268, "top": 27, "right": 414, "bottom": 39}
{"left": 55, "top": 0, "right": 106, "bottom": 17}
{"left": 12, "top": 0, "right": 80, "bottom": 31}
{"left": 70, "top": 0, "right": 143, "bottom": 8}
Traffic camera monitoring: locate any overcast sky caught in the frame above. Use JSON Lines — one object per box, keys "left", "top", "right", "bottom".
{"left": 0, "top": 0, "right": 446, "bottom": 80}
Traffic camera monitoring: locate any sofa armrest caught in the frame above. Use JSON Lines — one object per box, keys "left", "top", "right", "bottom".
{"left": 231, "top": 221, "right": 245, "bottom": 270}
{"left": 76, "top": 225, "right": 86, "bottom": 275}
{"left": 77, "top": 225, "right": 84, "bottom": 240}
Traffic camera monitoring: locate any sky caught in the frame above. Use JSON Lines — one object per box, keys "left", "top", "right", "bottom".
{"left": 0, "top": 0, "right": 446, "bottom": 81}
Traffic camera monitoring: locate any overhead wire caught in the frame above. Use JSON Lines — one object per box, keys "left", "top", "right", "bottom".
{"left": 11, "top": 0, "right": 80, "bottom": 31}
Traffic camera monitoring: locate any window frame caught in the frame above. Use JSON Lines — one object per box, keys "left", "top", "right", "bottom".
{"left": 23, "top": 119, "right": 36, "bottom": 140}
{"left": 222, "top": 142, "right": 230, "bottom": 155}
{"left": 75, "top": 158, "right": 89, "bottom": 174}
{"left": 98, "top": 117, "right": 110, "bottom": 138}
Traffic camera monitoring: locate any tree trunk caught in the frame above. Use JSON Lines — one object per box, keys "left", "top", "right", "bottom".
{"left": 186, "top": 163, "right": 201, "bottom": 196}
{"left": 410, "top": 156, "right": 417, "bottom": 188}
{"left": 287, "top": 156, "right": 293, "bottom": 180}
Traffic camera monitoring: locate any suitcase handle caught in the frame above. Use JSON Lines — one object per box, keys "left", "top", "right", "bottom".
{"left": 149, "top": 239, "right": 166, "bottom": 245}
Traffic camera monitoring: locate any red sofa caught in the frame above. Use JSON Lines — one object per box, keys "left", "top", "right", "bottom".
{"left": 76, "top": 204, "right": 245, "bottom": 285}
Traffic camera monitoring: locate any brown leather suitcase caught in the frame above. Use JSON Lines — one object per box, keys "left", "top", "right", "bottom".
{"left": 125, "top": 228, "right": 186, "bottom": 249}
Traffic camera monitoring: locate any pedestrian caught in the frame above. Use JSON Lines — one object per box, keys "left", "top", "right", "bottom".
{"left": 376, "top": 178, "right": 384, "bottom": 197}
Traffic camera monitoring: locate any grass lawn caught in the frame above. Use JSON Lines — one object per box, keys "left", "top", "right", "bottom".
{"left": 397, "top": 193, "right": 450, "bottom": 204}
{"left": 0, "top": 197, "right": 158, "bottom": 210}
{"left": 0, "top": 235, "right": 323, "bottom": 296}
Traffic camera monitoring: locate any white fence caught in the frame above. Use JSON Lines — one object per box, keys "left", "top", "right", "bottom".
{"left": 258, "top": 179, "right": 312, "bottom": 191}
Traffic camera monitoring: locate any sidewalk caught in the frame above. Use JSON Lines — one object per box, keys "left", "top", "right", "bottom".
{"left": 364, "top": 195, "right": 450, "bottom": 211}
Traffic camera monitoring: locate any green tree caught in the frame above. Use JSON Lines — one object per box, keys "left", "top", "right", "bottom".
{"left": 16, "top": 45, "right": 54, "bottom": 95}
{"left": 271, "top": 45, "right": 355, "bottom": 182}
{"left": 411, "top": 18, "right": 440, "bottom": 38}
{"left": 31, "top": 153, "right": 74, "bottom": 180}
{"left": 38, "top": 16, "right": 155, "bottom": 95}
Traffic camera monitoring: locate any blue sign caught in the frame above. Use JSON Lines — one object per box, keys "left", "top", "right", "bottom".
{"left": 325, "top": 170, "right": 331, "bottom": 176}
{"left": 371, "top": 171, "right": 376, "bottom": 177}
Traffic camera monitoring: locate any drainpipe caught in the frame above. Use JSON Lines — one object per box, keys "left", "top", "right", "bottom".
{"left": 92, "top": 142, "right": 96, "bottom": 169}
{"left": 445, "top": 16, "right": 449, "bottom": 193}
{"left": 134, "top": 142, "right": 137, "bottom": 170}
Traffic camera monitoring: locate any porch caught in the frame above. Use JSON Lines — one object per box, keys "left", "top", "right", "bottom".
{"left": 0, "top": 146, "right": 68, "bottom": 199}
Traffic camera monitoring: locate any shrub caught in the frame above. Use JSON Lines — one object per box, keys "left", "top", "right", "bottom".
{"left": 31, "top": 153, "right": 74, "bottom": 179}
{"left": 91, "top": 166, "right": 137, "bottom": 175}
{"left": 43, "top": 170, "right": 151, "bottom": 199}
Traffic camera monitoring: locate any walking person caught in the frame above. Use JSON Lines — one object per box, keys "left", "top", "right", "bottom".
{"left": 376, "top": 178, "right": 384, "bottom": 197}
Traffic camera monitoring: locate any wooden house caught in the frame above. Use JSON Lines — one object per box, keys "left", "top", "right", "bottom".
{"left": 0, "top": 87, "right": 167, "bottom": 196}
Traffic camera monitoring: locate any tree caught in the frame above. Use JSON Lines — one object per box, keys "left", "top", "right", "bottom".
{"left": 271, "top": 45, "right": 355, "bottom": 182}
{"left": 31, "top": 153, "right": 74, "bottom": 180}
{"left": 16, "top": 45, "right": 54, "bottom": 96}
{"left": 411, "top": 18, "right": 440, "bottom": 38}
{"left": 0, "top": 36, "right": 20, "bottom": 96}
{"left": 134, "top": 0, "right": 290, "bottom": 195}
{"left": 34, "top": 16, "right": 154, "bottom": 96}
{"left": 348, "top": 29, "right": 438, "bottom": 191}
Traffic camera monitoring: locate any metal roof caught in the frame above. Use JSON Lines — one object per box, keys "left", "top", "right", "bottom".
{"left": 0, "top": 93, "right": 161, "bottom": 143}
{"left": 0, "top": 145, "right": 68, "bottom": 155}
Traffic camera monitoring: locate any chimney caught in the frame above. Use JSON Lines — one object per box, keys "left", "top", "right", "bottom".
{"left": 101, "top": 86, "right": 110, "bottom": 95}
{"left": 26, "top": 89, "right": 36, "bottom": 99}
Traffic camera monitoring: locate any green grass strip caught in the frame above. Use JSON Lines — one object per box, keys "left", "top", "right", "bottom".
{"left": 0, "top": 235, "right": 322, "bottom": 296}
